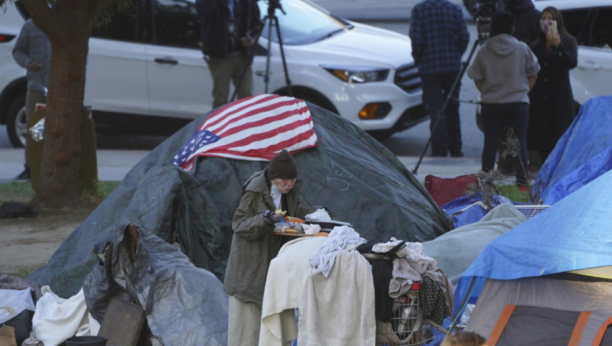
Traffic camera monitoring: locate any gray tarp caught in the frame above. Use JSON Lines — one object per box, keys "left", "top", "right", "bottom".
{"left": 83, "top": 218, "right": 228, "bottom": 346}
{"left": 29, "top": 102, "right": 452, "bottom": 298}
{"left": 423, "top": 203, "right": 527, "bottom": 285}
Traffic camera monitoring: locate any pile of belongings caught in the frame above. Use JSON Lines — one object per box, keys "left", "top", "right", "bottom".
{"left": 260, "top": 226, "right": 454, "bottom": 346}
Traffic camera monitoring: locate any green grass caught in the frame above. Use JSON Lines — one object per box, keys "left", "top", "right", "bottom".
{"left": 0, "top": 181, "right": 120, "bottom": 204}
{"left": 497, "top": 184, "right": 530, "bottom": 203}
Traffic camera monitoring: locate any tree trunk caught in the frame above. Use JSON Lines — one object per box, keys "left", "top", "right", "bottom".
{"left": 35, "top": 32, "right": 89, "bottom": 208}
{"left": 22, "top": 0, "right": 117, "bottom": 208}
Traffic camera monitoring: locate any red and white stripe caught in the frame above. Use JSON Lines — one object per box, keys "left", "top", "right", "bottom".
{"left": 181, "top": 94, "right": 318, "bottom": 170}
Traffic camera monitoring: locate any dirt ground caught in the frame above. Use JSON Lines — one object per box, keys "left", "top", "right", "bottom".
{"left": 0, "top": 198, "right": 92, "bottom": 276}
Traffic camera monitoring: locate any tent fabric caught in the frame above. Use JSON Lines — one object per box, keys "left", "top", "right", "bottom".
{"left": 465, "top": 277, "right": 612, "bottom": 346}
{"left": 83, "top": 218, "right": 228, "bottom": 346}
{"left": 544, "top": 146, "right": 612, "bottom": 205}
{"left": 28, "top": 101, "right": 452, "bottom": 298}
{"left": 456, "top": 169, "right": 612, "bottom": 314}
{"left": 423, "top": 203, "right": 526, "bottom": 286}
{"left": 535, "top": 96, "right": 612, "bottom": 201}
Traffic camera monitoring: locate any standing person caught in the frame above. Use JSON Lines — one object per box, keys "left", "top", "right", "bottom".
{"left": 195, "top": 0, "right": 261, "bottom": 109}
{"left": 11, "top": 18, "right": 51, "bottom": 182}
{"left": 441, "top": 331, "right": 488, "bottom": 346}
{"left": 527, "top": 7, "right": 578, "bottom": 164}
{"left": 409, "top": 0, "right": 470, "bottom": 158}
{"left": 467, "top": 11, "right": 540, "bottom": 190}
{"left": 496, "top": 0, "right": 541, "bottom": 174}
{"left": 223, "top": 150, "right": 324, "bottom": 346}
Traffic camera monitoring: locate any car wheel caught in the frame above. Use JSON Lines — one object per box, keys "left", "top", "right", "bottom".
{"left": 6, "top": 94, "right": 27, "bottom": 148}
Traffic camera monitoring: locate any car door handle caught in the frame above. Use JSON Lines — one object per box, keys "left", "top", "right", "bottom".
{"left": 155, "top": 58, "right": 178, "bottom": 65}
{"left": 255, "top": 70, "right": 270, "bottom": 77}
{"left": 578, "top": 60, "right": 601, "bottom": 71}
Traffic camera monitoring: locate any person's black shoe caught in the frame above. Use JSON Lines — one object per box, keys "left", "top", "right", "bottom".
{"left": 12, "top": 168, "right": 30, "bottom": 182}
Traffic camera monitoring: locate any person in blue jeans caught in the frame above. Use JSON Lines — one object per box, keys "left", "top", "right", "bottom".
{"left": 467, "top": 10, "right": 540, "bottom": 189}
{"left": 409, "top": 0, "right": 470, "bottom": 157}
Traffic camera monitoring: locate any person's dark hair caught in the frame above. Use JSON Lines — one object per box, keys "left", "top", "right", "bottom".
{"left": 441, "top": 331, "right": 487, "bottom": 346}
{"left": 531, "top": 6, "right": 576, "bottom": 48}
{"left": 490, "top": 10, "right": 515, "bottom": 37}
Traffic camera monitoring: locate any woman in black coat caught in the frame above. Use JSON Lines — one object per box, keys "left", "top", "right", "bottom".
{"left": 527, "top": 6, "right": 578, "bottom": 164}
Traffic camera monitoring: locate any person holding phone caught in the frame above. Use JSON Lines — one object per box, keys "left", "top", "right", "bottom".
{"left": 527, "top": 6, "right": 578, "bottom": 164}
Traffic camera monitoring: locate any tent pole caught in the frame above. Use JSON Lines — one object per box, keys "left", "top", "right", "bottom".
{"left": 447, "top": 277, "right": 478, "bottom": 335}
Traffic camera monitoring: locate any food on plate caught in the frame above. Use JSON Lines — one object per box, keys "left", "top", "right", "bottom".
{"left": 275, "top": 209, "right": 287, "bottom": 216}
{"left": 284, "top": 216, "right": 305, "bottom": 223}
{"left": 284, "top": 228, "right": 299, "bottom": 233}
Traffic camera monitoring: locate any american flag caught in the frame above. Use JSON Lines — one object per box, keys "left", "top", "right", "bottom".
{"left": 172, "top": 94, "right": 319, "bottom": 170}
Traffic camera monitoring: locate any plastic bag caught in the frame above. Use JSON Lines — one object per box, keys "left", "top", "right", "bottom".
{"left": 305, "top": 208, "right": 332, "bottom": 222}
{"left": 0, "top": 288, "right": 35, "bottom": 324}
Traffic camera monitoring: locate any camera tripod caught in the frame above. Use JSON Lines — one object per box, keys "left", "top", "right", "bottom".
{"left": 412, "top": 37, "right": 485, "bottom": 175}
{"left": 231, "top": 0, "right": 292, "bottom": 102}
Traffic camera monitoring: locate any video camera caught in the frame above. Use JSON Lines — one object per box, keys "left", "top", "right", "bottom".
{"left": 471, "top": 0, "right": 503, "bottom": 39}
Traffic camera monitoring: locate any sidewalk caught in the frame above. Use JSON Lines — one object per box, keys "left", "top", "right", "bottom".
{"left": 0, "top": 148, "right": 482, "bottom": 184}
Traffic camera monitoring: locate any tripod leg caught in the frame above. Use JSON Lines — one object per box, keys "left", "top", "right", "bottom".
{"left": 413, "top": 39, "right": 482, "bottom": 174}
{"left": 231, "top": 16, "right": 269, "bottom": 102}
{"left": 264, "top": 17, "right": 274, "bottom": 94}
{"left": 272, "top": 16, "right": 292, "bottom": 96}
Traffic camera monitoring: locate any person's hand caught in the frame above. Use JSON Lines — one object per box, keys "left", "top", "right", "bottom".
{"left": 241, "top": 36, "right": 254, "bottom": 47}
{"left": 27, "top": 61, "right": 43, "bottom": 72}
{"left": 547, "top": 26, "right": 561, "bottom": 47}
{"left": 263, "top": 210, "right": 283, "bottom": 226}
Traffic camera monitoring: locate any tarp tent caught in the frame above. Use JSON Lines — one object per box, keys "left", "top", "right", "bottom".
{"left": 29, "top": 96, "right": 452, "bottom": 298}
{"left": 456, "top": 169, "right": 612, "bottom": 346}
{"left": 535, "top": 96, "right": 612, "bottom": 202}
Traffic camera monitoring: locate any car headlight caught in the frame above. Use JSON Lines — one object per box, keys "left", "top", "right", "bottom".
{"left": 322, "top": 66, "right": 389, "bottom": 83}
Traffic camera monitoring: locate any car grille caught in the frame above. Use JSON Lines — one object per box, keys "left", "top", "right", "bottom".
{"left": 394, "top": 63, "right": 421, "bottom": 93}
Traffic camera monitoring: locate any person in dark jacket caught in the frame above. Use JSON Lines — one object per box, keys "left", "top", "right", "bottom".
{"left": 223, "top": 150, "right": 322, "bottom": 346}
{"left": 527, "top": 6, "right": 578, "bottom": 164}
{"left": 195, "top": 0, "right": 261, "bottom": 108}
{"left": 409, "top": 0, "right": 470, "bottom": 157}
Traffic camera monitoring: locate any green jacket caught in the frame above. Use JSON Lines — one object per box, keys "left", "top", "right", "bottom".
{"left": 223, "top": 169, "right": 319, "bottom": 307}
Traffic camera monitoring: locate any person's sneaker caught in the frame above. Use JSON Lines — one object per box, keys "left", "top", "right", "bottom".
{"left": 12, "top": 168, "right": 30, "bottom": 182}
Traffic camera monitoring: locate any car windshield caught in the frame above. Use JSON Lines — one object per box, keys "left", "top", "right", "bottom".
{"left": 257, "top": 0, "right": 348, "bottom": 45}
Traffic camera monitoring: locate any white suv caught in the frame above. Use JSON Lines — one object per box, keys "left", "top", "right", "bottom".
{"left": 0, "top": 0, "right": 426, "bottom": 147}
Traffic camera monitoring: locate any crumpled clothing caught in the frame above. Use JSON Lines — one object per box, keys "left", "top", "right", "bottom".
{"left": 309, "top": 226, "right": 366, "bottom": 278}
{"left": 419, "top": 276, "right": 450, "bottom": 325}
{"left": 372, "top": 239, "right": 403, "bottom": 253}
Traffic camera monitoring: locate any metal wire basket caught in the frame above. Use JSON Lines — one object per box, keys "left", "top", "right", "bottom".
{"left": 377, "top": 283, "right": 435, "bottom": 346}
{"left": 515, "top": 205, "right": 550, "bottom": 218}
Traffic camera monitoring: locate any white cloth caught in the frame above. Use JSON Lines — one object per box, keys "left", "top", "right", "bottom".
{"left": 259, "top": 237, "right": 327, "bottom": 346}
{"left": 298, "top": 250, "right": 376, "bottom": 346}
{"left": 305, "top": 208, "right": 332, "bottom": 222}
{"left": 371, "top": 239, "right": 403, "bottom": 253}
{"left": 32, "top": 286, "right": 89, "bottom": 346}
{"left": 309, "top": 226, "right": 366, "bottom": 278}
{"left": 0, "top": 288, "right": 36, "bottom": 324}
{"left": 271, "top": 187, "right": 282, "bottom": 210}
{"left": 229, "top": 295, "right": 262, "bottom": 346}
{"left": 302, "top": 223, "right": 321, "bottom": 235}
{"left": 389, "top": 244, "right": 445, "bottom": 299}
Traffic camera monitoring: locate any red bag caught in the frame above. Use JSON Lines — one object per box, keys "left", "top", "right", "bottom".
{"left": 424, "top": 174, "right": 478, "bottom": 206}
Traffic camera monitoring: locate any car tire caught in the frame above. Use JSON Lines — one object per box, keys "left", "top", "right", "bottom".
{"left": 366, "top": 129, "right": 395, "bottom": 141}
{"left": 6, "top": 94, "right": 27, "bottom": 148}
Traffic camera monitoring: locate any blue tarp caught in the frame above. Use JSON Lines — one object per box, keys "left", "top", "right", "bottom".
{"left": 535, "top": 96, "right": 612, "bottom": 202}
{"left": 455, "top": 169, "right": 612, "bottom": 314}
{"left": 442, "top": 192, "right": 514, "bottom": 228}
{"left": 544, "top": 147, "right": 612, "bottom": 205}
